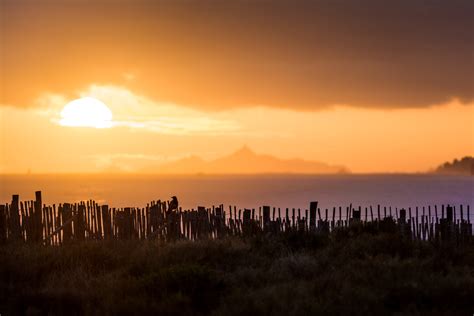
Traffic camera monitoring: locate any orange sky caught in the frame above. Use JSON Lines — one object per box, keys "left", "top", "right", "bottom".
{"left": 1, "top": 0, "right": 473, "bottom": 173}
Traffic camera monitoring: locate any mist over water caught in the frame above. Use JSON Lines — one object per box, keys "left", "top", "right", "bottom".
{"left": 1, "top": 174, "right": 472, "bottom": 213}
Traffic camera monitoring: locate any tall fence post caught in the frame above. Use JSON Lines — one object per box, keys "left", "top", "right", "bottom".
{"left": 10, "top": 195, "right": 22, "bottom": 241}
{"left": 309, "top": 201, "right": 317, "bottom": 231}
{"left": 33, "top": 192, "right": 43, "bottom": 242}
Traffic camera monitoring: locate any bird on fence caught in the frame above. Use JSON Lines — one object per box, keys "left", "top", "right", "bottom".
{"left": 168, "top": 196, "right": 179, "bottom": 212}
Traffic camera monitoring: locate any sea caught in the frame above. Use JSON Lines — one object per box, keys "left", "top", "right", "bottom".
{"left": 0, "top": 174, "right": 472, "bottom": 215}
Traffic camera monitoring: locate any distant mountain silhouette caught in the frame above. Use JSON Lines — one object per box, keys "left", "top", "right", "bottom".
{"left": 434, "top": 156, "right": 473, "bottom": 175}
{"left": 152, "top": 146, "right": 349, "bottom": 174}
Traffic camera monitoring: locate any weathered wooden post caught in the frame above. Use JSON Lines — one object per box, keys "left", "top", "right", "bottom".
{"left": 346, "top": 205, "right": 351, "bottom": 226}
{"left": 10, "top": 195, "right": 22, "bottom": 241}
{"left": 415, "top": 207, "right": 419, "bottom": 239}
{"left": 262, "top": 206, "right": 271, "bottom": 232}
{"left": 309, "top": 201, "right": 317, "bottom": 231}
{"left": 120, "top": 207, "right": 131, "bottom": 240}
{"left": 331, "top": 207, "right": 335, "bottom": 229}
{"left": 62, "top": 203, "right": 73, "bottom": 243}
{"left": 292, "top": 208, "right": 296, "bottom": 229}
{"left": 197, "top": 206, "right": 208, "bottom": 239}
{"left": 243, "top": 209, "right": 251, "bottom": 235}
{"left": 338, "top": 206, "right": 342, "bottom": 227}
{"left": 34, "top": 191, "right": 43, "bottom": 242}
{"left": 149, "top": 204, "right": 160, "bottom": 238}
{"left": 399, "top": 208, "right": 406, "bottom": 223}
{"left": 76, "top": 204, "right": 86, "bottom": 241}
{"left": 446, "top": 205, "right": 453, "bottom": 222}
{"left": 95, "top": 204, "right": 102, "bottom": 239}
{"left": 0, "top": 205, "right": 6, "bottom": 243}
{"left": 101, "top": 205, "right": 111, "bottom": 239}
{"left": 442, "top": 205, "right": 454, "bottom": 242}
{"left": 47, "top": 206, "right": 54, "bottom": 244}
{"left": 215, "top": 206, "right": 223, "bottom": 238}
{"left": 399, "top": 208, "right": 411, "bottom": 238}
{"left": 428, "top": 205, "right": 433, "bottom": 241}
{"left": 352, "top": 208, "right": 361, "bottom": 223}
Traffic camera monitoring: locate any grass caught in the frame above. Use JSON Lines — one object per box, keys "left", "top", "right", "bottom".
{"left": 0, "top": 229, "right": 473, "bottom": 315}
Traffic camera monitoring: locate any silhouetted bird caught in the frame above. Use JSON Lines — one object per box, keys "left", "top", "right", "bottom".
{"left": 168, "top": 196, "right": 179, "bottom": 212}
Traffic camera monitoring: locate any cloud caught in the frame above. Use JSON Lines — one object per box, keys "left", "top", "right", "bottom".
{"left": 36, "top": 84, "right": 241, "bottom": 135}
{"left": 1, "top": 0, "right": 472, "bottom": 111}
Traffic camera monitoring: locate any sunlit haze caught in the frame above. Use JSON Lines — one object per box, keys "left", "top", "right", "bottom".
{"left": 1, "top": 0, "right": 473, "bottom": 174}
{"left": 59, "top": 97, "right": 112, "bottom": 128}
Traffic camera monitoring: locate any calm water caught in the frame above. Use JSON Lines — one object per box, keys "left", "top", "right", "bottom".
{"left": 1, "top": 174, "right": 473, "bottom": 213}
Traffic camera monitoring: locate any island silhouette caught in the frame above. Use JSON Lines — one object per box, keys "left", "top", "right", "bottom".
{"left": 142, "top": 146, "right": 349, "bottom": 174}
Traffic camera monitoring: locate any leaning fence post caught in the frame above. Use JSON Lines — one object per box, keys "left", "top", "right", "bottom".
{"left": 101, "top": 205, "right": 111, "bottom": 239}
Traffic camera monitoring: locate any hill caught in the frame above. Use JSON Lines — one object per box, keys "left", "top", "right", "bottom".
{"left": 152, "top": 146, "right": 349, "bottom": 174}
{"left": 434, "top": 156, "right": 473, "bottom": 175}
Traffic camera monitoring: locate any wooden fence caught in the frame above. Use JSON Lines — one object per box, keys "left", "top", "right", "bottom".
{"left": 0, "top": 192, "right": 472, "bottom": 245}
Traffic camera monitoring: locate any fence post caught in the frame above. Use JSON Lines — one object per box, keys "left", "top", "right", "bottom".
{"left": 243, "top": 209, "right": 251, "bottom": 235}
{"left": 61, "top": 203, "right": 72, "bottom": 243}
{"left": 0, "top": 205, "right": 6, "bottom": 243}
{"left": 215, "top": 206, "right": 223, "bottom": 238}
{"left": 446, "top": 205, "right": 453, "bottom": 222}
{"left": 441, "top": 205, "right": 454, "bottom": 242}
{"left": 352, "top": 208, "right": 361, "bottom": 222}
{"left": 76, "top": 204, "right": 86, "bottom": 241}
{"left": 309, "top": 201, "right": 317, "bottom": 231}
{"left": 10, "top": 195, "right": 22, "bottom": 241}
{"left": 33, "top": 192, "right": 43, "bottom": 242}
{"left": 102, "top": 205, "right": 111, "bottom": 239}
{"left": 262, "top": 206, "right": 271, "bottom": 232}
{"left": 399, "top": 209, "right": 406, "bottom": 223}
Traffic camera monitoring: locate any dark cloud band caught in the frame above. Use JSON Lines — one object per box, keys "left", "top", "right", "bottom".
{"left": 1, "top": 0, "right": 472, "bottom": 110}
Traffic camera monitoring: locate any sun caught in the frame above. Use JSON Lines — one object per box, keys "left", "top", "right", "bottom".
{"left": 60, "top": 97, "right": 113, "bottom": 128}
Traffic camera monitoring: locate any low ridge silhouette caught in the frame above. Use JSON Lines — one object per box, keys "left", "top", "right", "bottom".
{"left": 149, "top": 146, "right": 349, "bottom": 174}
{"left": 434, "top": 156, "right": 473, "bottom": 175}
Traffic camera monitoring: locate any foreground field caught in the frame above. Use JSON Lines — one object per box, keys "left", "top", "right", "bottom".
{"left": 1, "top": 230, "right": 473, "bottom": 315}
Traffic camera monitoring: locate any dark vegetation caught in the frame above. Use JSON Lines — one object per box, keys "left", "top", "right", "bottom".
{"left": 435, "top": 156, "right": 473, "bottom": 175}
{"left": 1, "top": 228, "right": 473, "bottom": 315}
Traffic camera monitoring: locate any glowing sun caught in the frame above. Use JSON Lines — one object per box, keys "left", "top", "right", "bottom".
{"left": 60, "top": 97, "right": 113, "bottom": 128}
